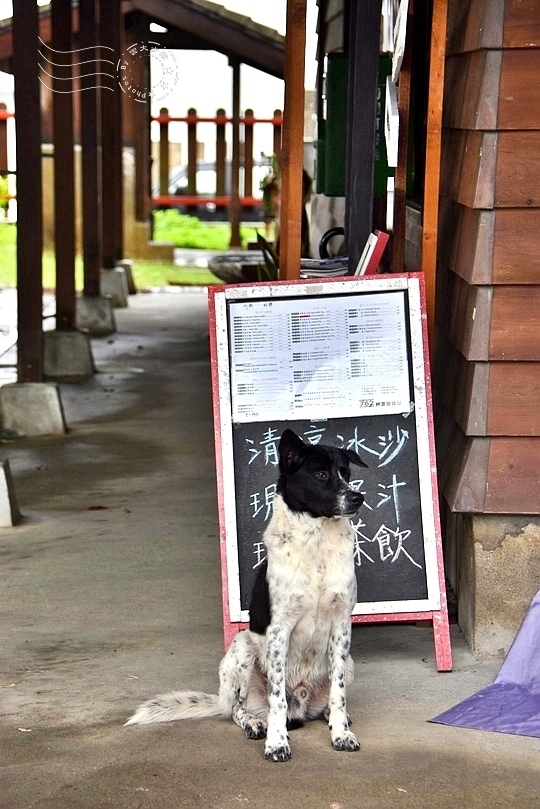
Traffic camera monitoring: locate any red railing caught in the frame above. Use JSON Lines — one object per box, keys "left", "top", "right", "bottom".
{"left": 151, "top": 106, "right": 283, "bottom": 210}
{"left": 154, "top": 195, "right": 261, "bottom": 208}
{"left": 0, "top": 104, "right": 283, "bottom": 213}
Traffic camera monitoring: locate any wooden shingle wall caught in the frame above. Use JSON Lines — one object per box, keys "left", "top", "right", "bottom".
{"left": 435, "top": 0, "right": 540, "bottom": 514}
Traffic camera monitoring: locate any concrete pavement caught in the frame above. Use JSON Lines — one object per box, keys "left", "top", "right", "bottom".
{"left": 1, "top": 288, "right": 539, "bottom": 809}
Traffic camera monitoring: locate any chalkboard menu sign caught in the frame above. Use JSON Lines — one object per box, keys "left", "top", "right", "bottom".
{"left": 208, "top": 275, "right": 452, "bottom": 671}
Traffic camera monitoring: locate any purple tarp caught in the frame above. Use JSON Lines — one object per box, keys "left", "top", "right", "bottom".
{"left": 431, "top": 590, "right": 540, "bottom": 738}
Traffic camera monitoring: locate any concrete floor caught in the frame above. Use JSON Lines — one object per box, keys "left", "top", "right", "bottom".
{"left": 1, "top": 289, "right": 539, "bottom": 809}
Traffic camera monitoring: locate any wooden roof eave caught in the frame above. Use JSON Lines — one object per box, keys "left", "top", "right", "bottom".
{"left": 122, "top": 0, "right": 285, "bottom": 78}
{"left": 0, "top": 1, "right": 284, "bottom": 79}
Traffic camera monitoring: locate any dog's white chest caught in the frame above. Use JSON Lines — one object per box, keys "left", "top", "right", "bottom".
{"left": 264, "top": 495, "right": 357, "bottom": 618}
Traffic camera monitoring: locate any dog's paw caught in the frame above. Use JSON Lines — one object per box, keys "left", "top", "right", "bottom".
{"left": 331, "top": 730, "right": 361, "bottom": 752}
{"left": 243, "top": 718, "right": 267, "bottom": 740}
{"left": 264, "top": 743, "right": 292, "bottom": 762}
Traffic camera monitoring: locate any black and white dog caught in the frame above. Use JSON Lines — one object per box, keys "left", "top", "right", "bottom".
{"left": 125, "top": 428, "right": 367, "bottom": 762}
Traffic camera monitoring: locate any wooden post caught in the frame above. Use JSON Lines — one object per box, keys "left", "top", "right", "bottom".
{"left": 345, "top": 0, "right": 382, "bottom": 272}
{"left": 229, "top": 59, "right": 241, "bottom": 248}
{"left": 52, "top": 0, "right": 76, "bottom": 330}
{"left": 187, "top": 106, "right": 198, "bottom": 216}
{"left": 159, "top": 106, "right": 169, "bottom": 197}
{"left": 129, "top": 13, "right": 151, "bottom": 223}
{"left": 422, "top": 0, "right": 449, "bottom": 348}
{"left": 216, "top": 107, "right": 227, "bottom": 198}
{"left": 390, "top": 0, "right": 414, "bottom": 273}
{"left": 112, "top": 0, "right": 124, "bottom": 258}
{"left": 244, "top": 108, "right": 254, "bottom": 201}
{"left": 279, "top": 0, "right": 307, "bottom": 279}
{"left": 12, "top": 0, "right": 43, "bottom": 382}
{"left": 80, "top": 0, "right": 101, "bottom": 297}
{"left": 100, "top": 0, "right": 123, "bottom": 267}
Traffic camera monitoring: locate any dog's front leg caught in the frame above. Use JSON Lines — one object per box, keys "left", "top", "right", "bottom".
{"left": 327, "top": 617, "right": 360, "bottom": 752}
{"left": 264, "top": 624, "right": 291, "bottom": 762}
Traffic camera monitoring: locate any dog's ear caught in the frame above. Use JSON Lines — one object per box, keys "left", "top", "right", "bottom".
{"left": 342, "top": 448, "right": 368, "bottom": 469}
{"left": 279, "top": 429, "right": 307, "bottom": 473}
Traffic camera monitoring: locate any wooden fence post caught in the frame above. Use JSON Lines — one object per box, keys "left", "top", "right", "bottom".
{"left": 273, "top": 108, "right": 283, "bottom": 161}
{"left": 0, "top": 103, "right": 7, "bottom": 174}
{"left": 229, "top": 61, "right": 241, "bottom": 248}
{"left": 244, "top": 108, "right": 254, "bottom": 200}
{"left": 159, "top": 107, "right": 169, "bottom": 198}
{"left": 187, "top": 106, "right": 198, "bottom": 215}
{"left": 216, "top": 107, "right": 227, "bottom": 198}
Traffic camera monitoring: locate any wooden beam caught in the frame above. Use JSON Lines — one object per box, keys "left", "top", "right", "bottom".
{"left": 279, "top": 0, "right": 306, "bottom": 280}
{"left": 13, "top": 0, "right": 43, "bottom": 381}
{"left": 422, "top": 0, "right": 449, "bottom": 347}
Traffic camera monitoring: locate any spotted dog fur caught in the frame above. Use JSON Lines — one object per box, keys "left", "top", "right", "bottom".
{"left": 125, "top": 429, "right": 367, "bottom": 762}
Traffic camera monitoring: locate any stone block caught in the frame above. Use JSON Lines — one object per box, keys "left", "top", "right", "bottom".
{"left": 0, "top": 458, "right": 21, "bottom": 526}
{"left": 115, "top": 259, "right": 137, "bottom": 294}
{"left": 100, "top": 268, "right": 129, "bottom": 308}
{"left": 43, "top": 330, "right": 94, "bottom": 379}
{"left": 76, "top": 296, "right": 116, "bottom": 336}
{"left": 0, "top": 382, "right": 66, "bottom": 436}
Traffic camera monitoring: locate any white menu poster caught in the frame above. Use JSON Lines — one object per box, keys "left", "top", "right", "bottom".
{"left": 228, "top": 291, "right": 410, "bottom": 422}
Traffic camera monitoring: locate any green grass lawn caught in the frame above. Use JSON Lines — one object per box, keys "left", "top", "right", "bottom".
{"left": 138, "top": 262, "right": 222, "bottom": 287}
{"left": 152, "top": 209, "right": 261, "bottom": 251}
{"left": 0, "top": 212, "right": 263, "bottom": 290}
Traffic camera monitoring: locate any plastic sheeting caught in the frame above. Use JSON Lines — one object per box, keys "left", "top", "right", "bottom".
{"left": 431, "top": 589, "right": 540, "bottom": 738}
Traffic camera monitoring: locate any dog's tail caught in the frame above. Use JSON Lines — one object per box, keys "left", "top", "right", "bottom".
{"left": 124, "top": 690, "right": 224, "bottom": 726}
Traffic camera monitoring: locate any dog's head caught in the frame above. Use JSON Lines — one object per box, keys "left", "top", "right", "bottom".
{"left": 276, "top": 428, "right": 367, "bottom": 519}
